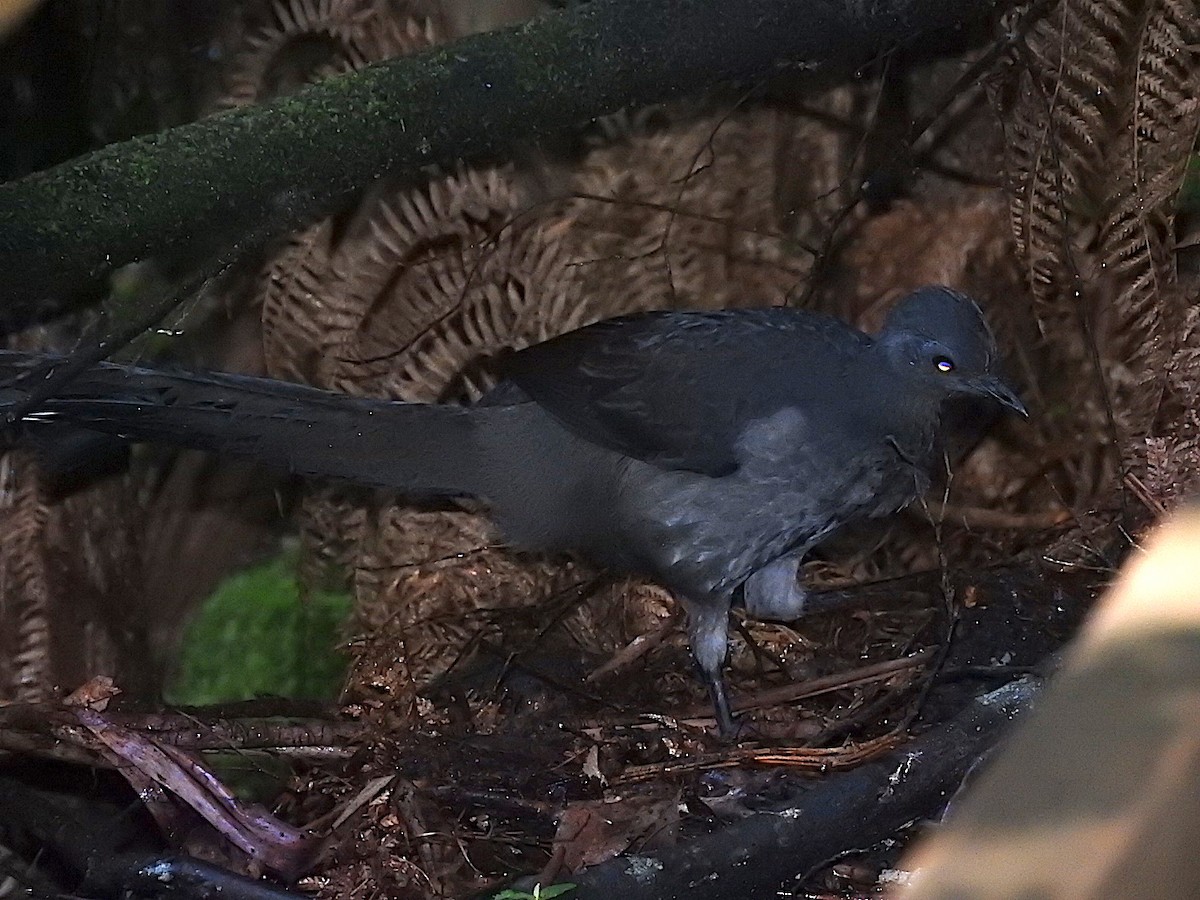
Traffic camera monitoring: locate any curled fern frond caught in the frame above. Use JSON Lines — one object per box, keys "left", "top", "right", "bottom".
{"left": 219, "top": 0, "right": 441, "bottom": 108}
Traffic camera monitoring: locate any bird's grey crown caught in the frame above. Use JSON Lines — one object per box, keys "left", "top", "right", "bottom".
{"left": 879, "top": 285, "right": 998, "bottom": 373}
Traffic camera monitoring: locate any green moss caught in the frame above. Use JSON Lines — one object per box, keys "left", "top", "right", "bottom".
{"left": 168, "top": 551, "right": 353, "bottom": 705}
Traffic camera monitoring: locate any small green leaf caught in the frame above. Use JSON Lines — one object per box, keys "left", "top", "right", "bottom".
{"left": 490, "top": 883, "right": 575, "bottom": 900}
{"left": 536, "top": 885, "right": 577, "bottom": 899}
{"left": 168, "top": 549, "right": 352, "bottom": 704}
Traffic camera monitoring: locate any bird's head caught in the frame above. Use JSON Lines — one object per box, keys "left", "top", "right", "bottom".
{"left": 876, "top": 286, "right": 1027, "bottom": 417}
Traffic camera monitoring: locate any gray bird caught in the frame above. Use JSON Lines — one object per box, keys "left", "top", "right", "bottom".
{"left": 0, "top": 285, "right": 1025, "bottom": 734}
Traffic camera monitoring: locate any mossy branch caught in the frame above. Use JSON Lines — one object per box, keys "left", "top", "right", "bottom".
{"left": 0, "top": 0, "right": 1003, "bottom": 330}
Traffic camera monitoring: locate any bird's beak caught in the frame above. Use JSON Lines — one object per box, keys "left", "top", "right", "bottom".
{"left": 968, "top": 375, "right": 1028, "bottom": 418}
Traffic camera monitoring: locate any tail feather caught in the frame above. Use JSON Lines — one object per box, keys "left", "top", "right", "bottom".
{"left": 0, "top": 350, "right": 487, "bottom": 496}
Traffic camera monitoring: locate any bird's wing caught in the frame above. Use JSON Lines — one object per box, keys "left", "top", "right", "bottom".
{"left": 498, "top": 309, "right": 868, "bottom": 476}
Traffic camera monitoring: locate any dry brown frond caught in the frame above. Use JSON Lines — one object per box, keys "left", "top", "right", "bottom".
{"left": 0, "top": 454, "right": 52, "bottom": 701}
{"left": 317, "top": 166, "right": 583, "bottom": 402}
{"left": 1143, "top": 298, "right": 1200, "bottom": 512}
{"left": 261, "top": 220, "right": 340, "bottom": 383}
{"left": 346, "top": 508, "right": 583, "bottom": 697}
{"left": 1003, "top": 0, "right": 1135, "bottom": 309}
{"left": 218, "top": 0, "right": 375, "bottom": 108}
{"left": 1001, "top": 0, "right": 1200, "bottom": 478}
{"left": 0, "top": 452, "right": 155, "bottom": 702}
{"left": 562, "top": 101, "right": 837, "bottom": 314}
{"left": 217, "top": 0, "right": 441, "bottom": 108}
{"left": 1094, "top": 1, "right": 1200, "bottom": 435}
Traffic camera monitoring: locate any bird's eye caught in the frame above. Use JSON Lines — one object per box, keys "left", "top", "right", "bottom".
{"left": 933, "top": 355, "right": 955, "bottom": 373}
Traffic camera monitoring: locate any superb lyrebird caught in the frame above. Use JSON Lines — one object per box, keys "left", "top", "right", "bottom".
{"left": 0, "top": 285, "right": 1026, "bottom": 734}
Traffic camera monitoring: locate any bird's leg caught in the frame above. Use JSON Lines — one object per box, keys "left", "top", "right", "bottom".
{"left": 686, "top": 601, "right": 737, "bottom": 736}
{"left": 742, "top": 554, "right": 809, "bottom": 621}
{"left": 706, "top": 670, "right": 736, "bottom": 738}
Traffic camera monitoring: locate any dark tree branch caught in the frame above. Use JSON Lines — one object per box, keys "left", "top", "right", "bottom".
{"left": 502, "top": 675, "right": 1041, "bottom": 900}
{"left": 0, "top": 772, "right": 307, "bottom": 899}
{"left": 0, "top": 0, "right": 1004, "bottom": 331}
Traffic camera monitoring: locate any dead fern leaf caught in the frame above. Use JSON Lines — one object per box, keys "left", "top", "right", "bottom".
{"left": 218, "top": 0, "right": 439, "bottom": 108}
{"left": 0, "top": 453, "right": 52, "bottom": 701}
{"left": 1002, "top": 0, "right": 1200, "bottom": 468}
{"left": 261, "top": 220, "right": 341, "bottom": 383}
{"left": 563, "top": 102, "right": 833, "bottom": 313}
{"left": 1094, "top": 2, "right": 1200, "bottom": 433}
{"left": 317, "top": 166, "right": 584, "bottom": 402}
{"left": 0, "top": 452, "right": 152, "bottom": 702}
{"left": 1003, "top": 0, "right": 1134, "bottom": 308}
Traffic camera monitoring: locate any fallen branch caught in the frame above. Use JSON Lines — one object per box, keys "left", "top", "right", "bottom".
{"left": 0, "top": 774, "right": 307, "bottom": 900}
{"left": 502, "top": 675, "right": 1041, "bottom": 900}
{"left": 0, "top": 699, "right": 362, "bottom": 764}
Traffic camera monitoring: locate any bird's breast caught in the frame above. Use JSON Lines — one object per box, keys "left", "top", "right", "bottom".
{"left": 617, "top": 407, "right": 930, "bottom": 598}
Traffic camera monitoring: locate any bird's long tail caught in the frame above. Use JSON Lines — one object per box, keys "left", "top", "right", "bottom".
{"left": 0, "top": 350, "right": 494, "bottom": 497}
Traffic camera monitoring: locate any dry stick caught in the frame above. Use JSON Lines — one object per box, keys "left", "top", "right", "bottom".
{"left": 0, "top": 702, "right": 362, "bottom": 764}
{"left": 900, "top": 455, "right": 962, "bottom": 735}
{"left": 1123, "top": 471, "right": 1167, "bottom": 517}
{"left": 733, "top": 650, "right": 932, "bottom": 713}
{"left": 656, "top": 81, "right": 766, "bottom": 304}
{"left": 908, "top": 0, "right": 1057, "bottom": 163}
{"left": 0, "top": 235, "right": 247, "bottom": 429}
{"left": 586, "top": 619, "right": 675, "bottom": 682}
{"left": 616, "top": 730, "right": 905, "bottom": 785}
{"left": 587, "top": 651, "right": 932, "bottom": 739}
{"left": 576, "top": 652, "right": 931, "bottom": 748}
{"left": 792, "top": 51, "right": 899, "bottom": 309}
